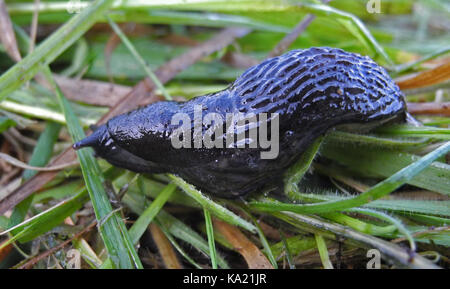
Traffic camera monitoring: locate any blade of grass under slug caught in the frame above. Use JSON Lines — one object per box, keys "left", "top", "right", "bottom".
{"left": 204, "top": 208, "right": 218, "bottom": 269}
{"left": 250, "top": 141, "right": 450, "bottom": 214}
{"left": 168, "top": 174, "right": 257, "bottom": 233}
{"left": 156, "top": 210, "right": 230, "bottom": 269}
{"left": 115, "top": 186, "right": 230, "bottom": 269}
{"left": 272, "top": 212, "right": 439, "bottom": 269}
{"left": 375, "top": 125, "right": 450, "bottom": 140}
{"left": 347, "top": 208, "right": 416, "bottom": 252}
{"left": 128, "top": 183, "right": 176, "bottom": 245}
{"left": 314, "top": 234, "right": 333, "bottom": 269}
{"left": 319, "top": 142, "right": 450, "bottom": 196}
{"left": 280, "top": 231, "right": 295, "bottom": 269}
{"left": 284, "top": 137, "right": 322, "bottom": 196}
{"left": 155, "top": 220, "right": 203, "bottom": 269}
{"left": 287, "top": 190, "right": 450, "bottom": 217}
{"left": 41, "top": 67, "right": 142, "bottom": 269}
{"left": 106, "top": 15, "right": 172, "bottom": 101}
{"left": 325, "top": 131, "right": 432, "bottom": 151}
{"left": 0, "top": 0, "right": 116, "bottom": 100}
{"left": 320, "top": 212, "right": 397, "bottom": 236}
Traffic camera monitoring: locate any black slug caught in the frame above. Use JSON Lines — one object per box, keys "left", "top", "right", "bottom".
{"left": 73, "top": 47, "right": 407, "bottom": 198}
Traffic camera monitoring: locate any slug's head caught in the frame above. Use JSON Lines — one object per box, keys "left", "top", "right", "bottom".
{"left": 73, "top": 124, "right": 163, "bottom": 173}
{"left": 73, "top": 124, "right": 128, "bottom": 166}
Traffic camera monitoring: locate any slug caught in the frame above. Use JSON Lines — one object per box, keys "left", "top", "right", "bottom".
{"left": 73, "top": 47, "right": 407, "bottom": 198}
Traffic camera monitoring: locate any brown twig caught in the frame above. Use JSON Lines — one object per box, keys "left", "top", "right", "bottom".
{"left": 0, "top": 27, "right": 251, "bottom": 215}
{"left": 268, "top": 0, "right": 330, "bottom": 58}
{"left": 53, "top": 75, "right": 132, "bottom": 107}
{"left": 28, "top": 0, "right": 40, "bottom": 53}
{"left": 2, "top": 131, "right": 25, "bottom": 162}
{"left": 8, "top": 128, "right": 38, "bottom": 147}
{"left": 268, "top": 15, "right": 317, "bottom": 58}
{"left": 221, "top": 51, "right": 259, "bottom": 69}
{"left": 407, "top": 101, "right": 450, "bottom": 116}
{"left": 104, "top": 23, "right": 137, "bottom": 84}
{"left": 0, "top": 152, "right": 79, "bottom": 171}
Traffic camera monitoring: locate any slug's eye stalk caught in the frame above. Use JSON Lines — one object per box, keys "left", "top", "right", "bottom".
{"left": 73, "top": 134, "right": 97, "bottom": 150}
{"left": 72, "top": 125, "right": 109, "bottom": 151}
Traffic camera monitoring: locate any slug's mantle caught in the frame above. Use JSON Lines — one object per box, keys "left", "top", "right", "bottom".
{"left": 74, "top": 47, "right": 407, "bottom": 198}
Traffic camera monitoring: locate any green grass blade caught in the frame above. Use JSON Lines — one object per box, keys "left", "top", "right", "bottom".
{"left": 156, "top": 210, "right": 230, "bottom": 269}
{"left": 271, "top": 235, "right": 316, "bottom": 260}
{"left": 0, "top": 189, "right": 89, "bottom": 246}
{"left": 376, "top": 125, "right": 450, "bottom": 140}
{"left": 204, "top": 208, "right": 218, "bottom": 269}
{"left": 314, "top": 234, "right": 333, "bottom": 269}
{"left": 41, "top": 67, "right": 142, "bottom": 269}
{"left": 129, "top": 183, "right": 176, "bottom": 244}
{"left": 392, "top": 46, "right": 450, "bottom": 75}
{"left": 320, "top": 141, "right": 450, "bottom": 196}
{"left": 252, "top": 217, "right": 278, "bottom": 269}
{"left": 106, "top": 15, "right": 172, "bottom": 100}
{"left": 250, "top": 141, "right": 450, "bottom": 214}
{"left": 122, "top": 189, "right": 230, "bottom": 269}
{"left": 284, "top": 137, "right": 322, "bottom": 196}
{"left": 156, "top": 221, "right": 204, "bottom": 269}
{"left": 291, "top": 192, "right": 450, "bottom": 217}
{"left": 238, "top": 205, "right": 278, "bottom": 268}
{"left": 169, "top": 174, "right": 257, "bottom": 233}
{"left": 302, "top": 3, "right": 393, "bottom": 65}
{"left": 273, "top": 211, "right": 439, "bottom": 269}
{"left": 321, "top": 212, "right": 396, "bottom": 236}
{"left": 0, "top": 0, "right": 116, "bottom": 100}
{"left": 280, "top": 231, "right": 295, "bottom": 269}
{"left": 348, "top": 208, "right": 416, "bottom": 252}
{"left": 325, "top": 131, "right": 431, "bottom": 150}
{"left": 0, "top": 116, "right": 16, "bottom": 133}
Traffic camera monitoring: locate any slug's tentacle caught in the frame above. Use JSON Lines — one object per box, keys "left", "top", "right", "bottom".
{"left": 73, "top": 47, "right": 407, "bottom": 198}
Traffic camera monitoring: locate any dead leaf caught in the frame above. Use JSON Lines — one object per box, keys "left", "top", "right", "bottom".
{"left": 0, "top": 0, "right": 21, "bottom": 62}
{"left": 213, "top": 218, "right": 273, "bottom": 269}
{"left": 396, "top": 61, "right": 450, "bottom": 90}
{"left": 54, "top": 75, "right": 131, "bottom": 107}
{"left": 149, "top": 223, "right": 182, "bottom": 269}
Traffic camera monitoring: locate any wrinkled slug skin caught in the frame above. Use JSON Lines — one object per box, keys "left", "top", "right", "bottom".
{"left": 74, "top": 47, "right": 407, "bottom": 198}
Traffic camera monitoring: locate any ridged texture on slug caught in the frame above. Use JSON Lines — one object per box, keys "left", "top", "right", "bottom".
{"left": 74, "top": 47, "right": 407, "bottom": 198}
